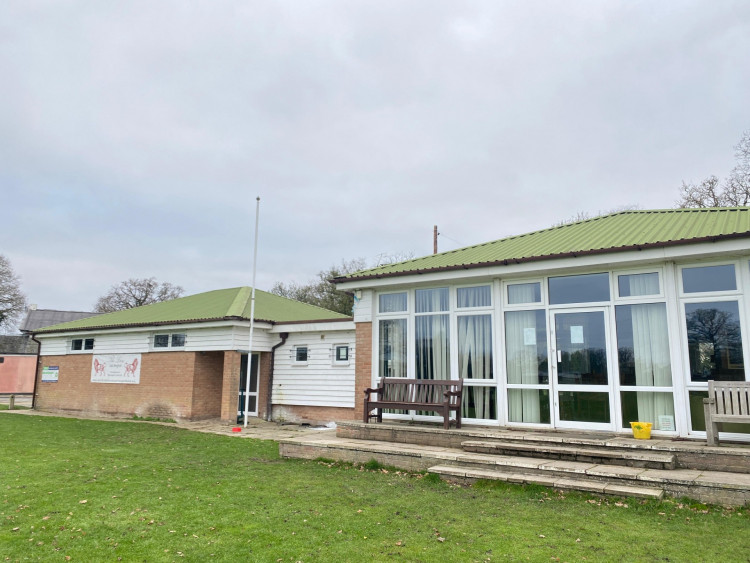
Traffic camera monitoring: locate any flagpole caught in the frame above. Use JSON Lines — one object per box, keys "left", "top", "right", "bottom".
{"left": 243, "top": 196, "right": 261, "bottom": 427}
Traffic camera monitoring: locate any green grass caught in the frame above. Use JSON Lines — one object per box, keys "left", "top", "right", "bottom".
{"left": 1, "top": 415, "right": 747, "bottom": 562}
{"left": 0, "top": 404, "right": 30, "bottom": 410}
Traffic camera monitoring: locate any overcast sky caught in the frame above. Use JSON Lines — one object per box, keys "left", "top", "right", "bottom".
{"left": 2, "top": 1, "right": 750, "bottom": 312}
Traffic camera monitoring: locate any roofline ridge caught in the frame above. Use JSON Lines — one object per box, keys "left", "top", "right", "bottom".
{"left": 227, "top": 287, "right": 252, "bottom": 317}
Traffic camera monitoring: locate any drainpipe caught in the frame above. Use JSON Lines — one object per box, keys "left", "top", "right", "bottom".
{"left": 30, "top": 334, "right": 42, "bottom": 410}
{"left": 266, "top": 332, "right": 289, "bottom": 422}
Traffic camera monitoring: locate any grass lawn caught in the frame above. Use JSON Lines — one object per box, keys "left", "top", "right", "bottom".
{"left": 1, "top": 415, "right": 747, "bottom": 562}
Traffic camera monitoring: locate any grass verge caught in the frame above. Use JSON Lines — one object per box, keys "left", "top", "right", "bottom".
{"left": 1, "top": 414, "right": 747, "bottom": 562}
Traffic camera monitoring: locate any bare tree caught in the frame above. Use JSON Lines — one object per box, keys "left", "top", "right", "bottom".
{"left": 271, "top": 258, "right": 367, "bottom": 316}
{"left": 94, "top": 277, "right": 184, "bottom": 313}
{"left": 271, "top": 253, "right": 414, "bottom": 316}
{"left": 677, "top": 130, "right": 750, "bottom": 208}
{"left": 0, "top": 255, "right": 27, "bottom": 334}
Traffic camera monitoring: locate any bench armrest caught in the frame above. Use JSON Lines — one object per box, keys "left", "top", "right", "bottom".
{"left": 702, "top": 397, "right": 716, "bottom": 405}
{"left": 364, "top": 386, "right": 384, "bottom": 398}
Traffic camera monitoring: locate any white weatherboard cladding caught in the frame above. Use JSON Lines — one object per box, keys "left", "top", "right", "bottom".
{"left": 37, "top": 336, "right": 68, "bottom": 356}
{"left": 352, "top": 290, "right": 373, "bottom": 322}
{"left": 37, "top": 323, "right": 276, "bottom": 355}
{"left": 272, "top": 331, "right": 356, "bottom": 408}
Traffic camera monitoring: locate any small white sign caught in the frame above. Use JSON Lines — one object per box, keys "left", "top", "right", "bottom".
{"left": 570, "top": 325, "right": 584, "bottom": 344}
{"left": 658, "top": 415, "right": 675, "bottom": 431}
{"left": 41, "top": 366, "right": 59, "bottom": 382}
{"left": 523, "top": 328, "right": 536, "bottom": 346}
{"left": 91, "top": 354, "right": 141, "bottom": 384}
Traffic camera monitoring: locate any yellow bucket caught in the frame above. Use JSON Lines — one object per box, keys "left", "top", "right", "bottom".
{"left": 630, "top": 422, "right": 653, "bottom": 440}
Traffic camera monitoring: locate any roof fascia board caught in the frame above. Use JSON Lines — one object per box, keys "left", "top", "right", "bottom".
{"left": 271, "top": 321, "right": 356, "bottom": 333}
{"left": 335, "top": 238, "right": 750, "bottom": 290}
{"left": 35, "top": 320, "right": 274, "bottom": 338}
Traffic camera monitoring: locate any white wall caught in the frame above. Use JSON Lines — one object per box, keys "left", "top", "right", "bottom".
{"left": 37, "top": 323, "right": 277, "bottom": 355}
{"left": 272, "top": 330, "right": 356, "bottom": 408}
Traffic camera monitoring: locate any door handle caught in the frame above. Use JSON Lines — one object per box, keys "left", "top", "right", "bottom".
{"left": 557, "top": 350, "right": 562, "bottom": 363}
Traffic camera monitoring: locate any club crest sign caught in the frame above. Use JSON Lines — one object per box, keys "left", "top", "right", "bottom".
{"left": 91, "top": 354, "right": 141, "bottom": 384}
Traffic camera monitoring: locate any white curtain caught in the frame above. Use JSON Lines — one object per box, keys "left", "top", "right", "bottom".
{"left": 379, "top": 319, "right": 407, "bottom": 378}
{"left": 505, "top": 309, "right": 544, "bottom": 423}
{"left": 415, "top": 315, "right": 450, "bottom": 380}
{"left": 508, "top": 283, "right": 540, "bottom": 305}
{"left": 629, "top": 301, "right": 674, "bottom": 425}
{"left": 457, "top": 286, "right": 491, "bottom": 308}
{"left": 459, "top": 314, "right": 493, "bottom": 419}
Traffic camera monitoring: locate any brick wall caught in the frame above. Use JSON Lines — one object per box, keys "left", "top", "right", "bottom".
{"left": 353, "top": 321, "right": 372, "bottom": 421}
{"left": 220, "top": 351, "right": 241, "bottom": 422}
{"left": 191, "top": 351, "right": 224, "bottom": 419}
{"left": 35, "top": 352, "right": 224, "bottom": 420}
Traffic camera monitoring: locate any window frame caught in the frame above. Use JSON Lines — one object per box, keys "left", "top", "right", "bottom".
{"left": 332, "top": 344, "right": 350, "bottom": 366}
{"left": 151, "top": 333, "right": 187, "bottom": 350}
{"left": 70, "top": 337, "right": 95, "bottom": 353}
{"left": 613, "top": 267, "right": 664, "bottom": 302}
{"left": 503, "top": 279, "right": 546, "bottom": 309}
{"left": 292, "top": 345, "right": 309, "bottom": 365}
{"left": 678, "top": 261, "right": 741, "bottom": 297}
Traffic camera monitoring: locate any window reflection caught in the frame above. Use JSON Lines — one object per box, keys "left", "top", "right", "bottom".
{"left": 685, "top": 301, "right": 744, "bottom": 381}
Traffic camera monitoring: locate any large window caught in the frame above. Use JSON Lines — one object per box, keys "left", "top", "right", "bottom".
{"left": 415, "top": 288, "right": 450, "bottom": 380}
{"left": 615, "top": 303, "right": 675, "bottom": 430}
{"left": 379, "top": 319, "right": 407, "bottom": 378}
{"left": 685, "top": 301, "right": 744, "bottom": 382}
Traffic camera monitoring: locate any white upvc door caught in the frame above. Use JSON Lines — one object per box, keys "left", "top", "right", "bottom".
{"left": 550, "top": 308, "right": 616, "bottom": 431}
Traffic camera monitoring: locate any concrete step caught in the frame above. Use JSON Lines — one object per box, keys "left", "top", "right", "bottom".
{"left": 279, "top": 435, "right": 750, "bottom": 505}
{"left": 428, "top": 465, "right": 665, "bottom": 500}
{"left": 462, "top": 439, "right": 676, "bottom": 469}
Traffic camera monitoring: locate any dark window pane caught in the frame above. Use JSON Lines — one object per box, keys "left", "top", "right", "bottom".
{"left": 336, "top": 345, "right": 349, "bottom": 361}
{"left": 84, "top": 338, "right": 94, "bottom": 350}
{"left": 682, "top": 264, "right": 736, "bottom": 293}
{"left": 685, "top": 301, "right": 744, "bottom": 381}
{"left": 555, "top": 312, "right": 608, "bottom": 385}
{"left": 462, "top": 386, "right": 497, "bottom": 419}
{"left": 549, "top": 273, "right": 610, "bottom": 304}
{"left": 71, "top": 339, "right": 82, "bottom": 351}
{"left": 558, "top": 391, "right": 610, "bottom": 423}
{"left": 154, "top": 334, "right": 169, "bottom": 348}
{"left": 171, "top": 334, "right": 186, "bottom": 347}
{"left": 295, "top": 347, "right": 308, "bottom": 362}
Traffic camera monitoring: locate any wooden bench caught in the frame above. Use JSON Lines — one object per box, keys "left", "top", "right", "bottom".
{"left": 703, "top": 380, "right": 750, "bottom": 445}
{"left": 363, "top": 378, "right": 463, "bottom": 430}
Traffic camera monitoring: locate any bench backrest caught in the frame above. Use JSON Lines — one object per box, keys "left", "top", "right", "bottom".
{"left": 708, "top": 380, "right": 750, "bottom": 417}
{"left": 379, "top": 378, "right": 463, "bottom": 406}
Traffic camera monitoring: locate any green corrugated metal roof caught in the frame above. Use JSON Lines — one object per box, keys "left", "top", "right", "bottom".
{"left": 337, "top": 207, "right": 750, "bottom": 282}
{"left": 36, "top": 287, "right": 350, "bottom": 333}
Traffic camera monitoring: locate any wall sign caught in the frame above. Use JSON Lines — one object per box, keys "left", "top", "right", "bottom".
{"left": 91, "top": 354, "right": 141, "bottom": 384}
{"left": 42, "top": 366, "right": 59, "bottom": 382}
